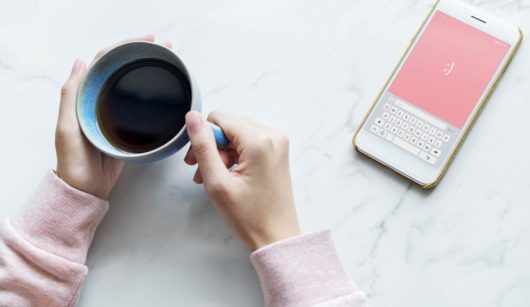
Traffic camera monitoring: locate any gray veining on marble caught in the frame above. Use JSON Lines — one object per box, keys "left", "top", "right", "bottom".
{"left": 1, "top": 0, "right": 529, "bottom": 306}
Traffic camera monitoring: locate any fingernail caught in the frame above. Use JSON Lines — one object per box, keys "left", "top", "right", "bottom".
{"left": 70, "top": 59, "right": 81, "bottom": 76}
{"left": 186, "top": 111, "right": 204, "bottom": 133}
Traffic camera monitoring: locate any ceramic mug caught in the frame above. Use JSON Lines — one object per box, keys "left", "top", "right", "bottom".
{"left": 76, "top": 41, "right": 228, "bottom": 162}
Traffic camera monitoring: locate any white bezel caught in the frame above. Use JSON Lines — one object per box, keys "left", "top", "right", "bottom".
{"left": 355, "top": 0, "right": 522, "bottom": 187}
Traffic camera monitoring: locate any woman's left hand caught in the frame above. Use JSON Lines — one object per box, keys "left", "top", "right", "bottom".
{"left": 55, "top": 34, "right": 171, "bottom": 199}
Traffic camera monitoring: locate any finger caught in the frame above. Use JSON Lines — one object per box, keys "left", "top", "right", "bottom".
{"left": 184, "top": 146, "right": 197, "bottom": 165}
{"left": 227, "top": 148, "right": 240, "bottom": 165}
{"left": 193, "top": 169, "right": 203, "bottom": 184}
{"left": 186, "top": 111, "right": 230, "bottom": 186}
{"left": 162, "top": 41, "right": 172, "bottom": 49}
{"left": 193, "top": 151, "right": 238, "bottom": 184}
{"left": 92, "top": 34, "right": 156, "bottom": 63}
{"left": 186, "top": 144, "right": 233, "bottom": 165}
{"left": 57, "top": 59, "right": 87, "bottom": 133}
{"left": 207, "top": 111, "right": 270, "bottom": 149}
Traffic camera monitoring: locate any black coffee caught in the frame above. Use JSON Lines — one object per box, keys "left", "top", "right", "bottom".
{"left": 97, "top": 59, "right": 191, "bottom": 153}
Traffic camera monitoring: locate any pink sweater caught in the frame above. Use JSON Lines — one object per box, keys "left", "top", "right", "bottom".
{"left": 0, "top": 172, "right": 367, "bottom": 307}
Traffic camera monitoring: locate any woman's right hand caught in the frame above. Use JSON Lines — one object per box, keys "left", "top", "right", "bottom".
{"left": 184, "top": 111, "right": 301, "bottom": 251}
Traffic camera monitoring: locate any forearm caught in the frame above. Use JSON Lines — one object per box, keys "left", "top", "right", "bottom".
{"left": 0, "top": 171, "right": 108, "bottom": 306}
{"left": 251, "top": 230, "right": 367, "bottom": 307}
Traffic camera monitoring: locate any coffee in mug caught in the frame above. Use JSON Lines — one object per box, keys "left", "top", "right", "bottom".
{"left": 76, "top": 41, "right": 228, "bottom": 162}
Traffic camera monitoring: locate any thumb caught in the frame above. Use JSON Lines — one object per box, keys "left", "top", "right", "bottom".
{"left": 186, "top": 111, "right": 230, "bottom": 185}
{"left": 58, "top": 59, "right": 86, "bottom": 130}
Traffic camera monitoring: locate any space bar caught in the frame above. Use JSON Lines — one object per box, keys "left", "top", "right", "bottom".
{"left": 392, "top": 138, "right": 420, "bottom": 155}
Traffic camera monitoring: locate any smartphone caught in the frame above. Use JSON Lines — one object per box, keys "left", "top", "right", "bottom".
{"left": 353, "top": 0, "right": 523, "bottom": 188}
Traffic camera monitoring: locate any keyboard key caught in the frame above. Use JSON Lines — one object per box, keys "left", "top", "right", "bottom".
{"left": 386, "top": 133, "right": 394, "bottom": 142}
{"left": 422, "top": 123, "right": 430, "bottom": 131}
{"left": 442, "top": 134, "right": 451, "bottom": 142}
{"left": 378, "top": 129, "right": 387, "bottom": 138}
{"left": 403, "top": 113, "right": 410, "bottom": 121}
{"left": 408, "top": 126, "right": 416, "bottom": 134}
{"left": 428, "top": 136, "right": 436, "bottom": 144}
{"left": 415, "top": 130, "right": 422, "bottom": 137}
{"left": 389, "top": 116, "right": 396, "bottom": 123}
{"left": 395, "top": 119, "right": 402, "bottom": 126}
{"left": 429, "top": 127, "right": 437, "bottom": 135}
{"left": 416, "top": 120, "right": 424, "bottom": 128}
{"left": 404, "top": 133, "right": 411, "bottom": 141}
{"left": 434, "top": 140, "right": 442, "bottom": 148}
{"left": 395, "top": 99, "right": 448, "bottom": 130}
{"left": 382, "top": 112, "right": 390, "bottom": 120}
{"left": 397, "top": 130, "right": 405, "bottom": 138}
{"left": 410, "top": 117, "right": 417, "bottom": 125}
{"left": 431, "top": 148, "right": 441, "bottom": 157}
{"left": 391, "top": 126, "right": 399, "bottom": 134}
{"left": 421, "top": 133, "right": 429, "bottom": 140}
{"left": 424, "top": 143, "right": 432, "bottom": 151}
{"left": 411, "top": 137, "right": 418, "bottom": 145}
{"left": 370, "top": 125, "right": 379, "bottom": 134}
{"left": 393, "top": 137, "right": 420, "bottom": 155}
{"left": 435, "top": 131, "right": 444, "bottom": 139}
{"left": 390, "top": 106, "right": 397, "bottom": 113}
{"left": 397, "top": 110, "right": 404, "bottom": 118}
{"left": 419, "top": 151, "right": 437, "bottom": 165}
{"left": 375, "top": 117, "right": 384, "bottom": 126}
{"left": 417, "top": 140, "right": 425, "bottom": 148}
{"left": 402, "top": 122, "right": 409, "bottom": 130}
{"left": 384, "top": 123, "right": 392, "bottom": 130}
{"left": 384, "top": 103, "right": 391, "bottom": 111}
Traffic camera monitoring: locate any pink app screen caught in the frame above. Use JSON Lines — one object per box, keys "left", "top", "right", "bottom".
{"left": 389, "top": 11, "right": 511, "bottom": 128}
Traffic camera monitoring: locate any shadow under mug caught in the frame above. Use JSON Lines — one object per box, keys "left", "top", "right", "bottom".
{"left": 76, "top": 41, "right": 228, "bottom": 163}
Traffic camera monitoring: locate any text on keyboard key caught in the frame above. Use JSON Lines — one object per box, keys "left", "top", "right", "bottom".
{"left": 419, "top": 151, "right": 437, "bottom": 165}
{"left": 429, "top": 127, "right": 437, "bottom": 135}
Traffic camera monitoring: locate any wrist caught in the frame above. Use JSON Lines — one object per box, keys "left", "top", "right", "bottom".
{"left": 55, "top": 167, "right": 109, "bottom": 200}
{"left": 249, "top": 225, "right": 302, "bottom": 251}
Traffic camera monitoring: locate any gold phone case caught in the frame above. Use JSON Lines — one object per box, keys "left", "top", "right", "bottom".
{"left": 352, "top": 0, "right": 524, "bottom": 189}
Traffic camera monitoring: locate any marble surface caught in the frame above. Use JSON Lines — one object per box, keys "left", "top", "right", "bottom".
{"left": 1, "top": 0, "right": 530, "bottom": 306}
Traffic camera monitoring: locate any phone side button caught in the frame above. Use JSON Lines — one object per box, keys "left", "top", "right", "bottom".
{"left": 393, "top": 137, "right": 420, "bottom": 156}
{"left": 419, "top": 151, "right": 437, "bottom": 165}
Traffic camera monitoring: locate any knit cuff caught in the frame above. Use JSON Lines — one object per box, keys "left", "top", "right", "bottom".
{"left": 10, "top": 170, "right": 108, "bottom": 264}
{"left": 251, "top": 229, "right": 365, "bottom": 307}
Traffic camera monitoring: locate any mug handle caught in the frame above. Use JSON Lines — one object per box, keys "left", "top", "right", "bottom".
{"left": 210, "top": 124, "right": 229, "bottom": 148}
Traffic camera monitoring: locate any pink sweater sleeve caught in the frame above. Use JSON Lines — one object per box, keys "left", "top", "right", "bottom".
{"left": 0, "top": 172, "right": 366, "bottom": 307}
{"left": 251, "top": 230, "right": 367, "bottom": 307}
{"left": 0, "top": 171, "right": 108, "bottom": 307}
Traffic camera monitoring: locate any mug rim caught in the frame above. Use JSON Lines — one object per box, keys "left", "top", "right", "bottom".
{"left": 76, "top": 41, "right": 199, "bottom": 161}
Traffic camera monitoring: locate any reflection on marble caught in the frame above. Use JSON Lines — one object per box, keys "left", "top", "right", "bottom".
{"left": 1, "top": 0, "right": 530, "bottom": 306}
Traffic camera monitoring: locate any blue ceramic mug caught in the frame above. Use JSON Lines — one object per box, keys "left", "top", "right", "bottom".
{"left": 76, "top": 41, "right": 228, "bottom": 162}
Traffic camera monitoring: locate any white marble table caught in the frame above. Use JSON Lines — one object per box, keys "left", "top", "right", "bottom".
{"left": 1, "top": 0, "right": 529, "bottom": 306}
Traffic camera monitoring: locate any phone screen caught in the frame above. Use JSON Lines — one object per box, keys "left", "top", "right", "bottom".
{"left": 365, "top": 11, "right": 512, "bottom": 167}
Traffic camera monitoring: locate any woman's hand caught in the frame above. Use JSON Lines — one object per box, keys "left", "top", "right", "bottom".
{"left": 184, "top": 111, "right": 301, "bottom": 251}
{"left": 55, "top": 35, "right": 171, "bottom": 199}
{"left": 55, "top": 57, "right": 123, "bottom": 199}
